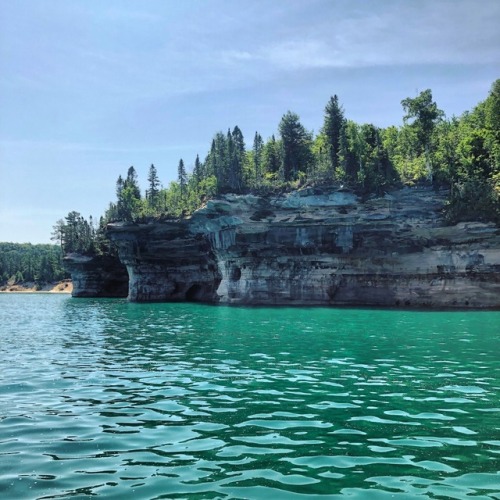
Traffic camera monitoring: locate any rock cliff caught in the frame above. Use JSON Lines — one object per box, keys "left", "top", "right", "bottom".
{"left": 64, "top": 253, "right": 129, "bottom": 298}
{"left": 105, "top": 187, "right": 500, "bottom": 308}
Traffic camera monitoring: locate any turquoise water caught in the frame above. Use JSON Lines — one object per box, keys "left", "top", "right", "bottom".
{"left": 0, "top": 294, "right": 499, "bottom": 499}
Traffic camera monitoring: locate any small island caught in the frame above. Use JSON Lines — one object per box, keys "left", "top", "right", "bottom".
{"left": 58, "top": 82, "right": 499, "bottom": 308}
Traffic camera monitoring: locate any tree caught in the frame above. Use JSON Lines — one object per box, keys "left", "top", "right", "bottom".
{"left": 253, "top": 132, "right": 264, "bottom": 186}
{"left": 147, "top": 164, "right": 160, "bottom": 208}
{"left": 114, "top": 167, "right": 142, "bottom": 221}
{"left": 178, "top": 158, "right": 187, "bottom": 199}
{"left": 338, "top": 123, "right": 397, "bottom": 194}
{"left": 212, "top": 132, "right": 229, "bottom": 192}
{"left": 227, "top": 126, "right": 245, "bottom": 192}
{"left": 262, "top": 135, "right": 280, "bottom": 175}
{"left": 51, "top": 219, "right": 65, "bottom": 250}
{"left": 339, "top": 121, "right": 361, "bottom": 183}
{"left": 1, "top": 243, "right": 70, "bottom": 285}
{"left": 278, "top": 111, "right": 313, "bottom": 181}
{"left": 322, "top": 95, "right": 345, "bottom": 176}
{"left": 124, "top": 166, "right": 141, "bottom": 198}
{"left": 116, "top": 175, "right": 124, "bottom": 199}
{"left": 401, "top": 89, "right": 444, "bottom": 182}
{"left": 483, "top": 79, "right": 500, "bottom": 190}
{"left": 193, "top": 154, "right": 203, "bottom": 183}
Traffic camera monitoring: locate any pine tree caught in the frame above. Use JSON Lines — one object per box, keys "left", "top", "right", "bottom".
{"left": 116, "top": 175, "right": 124, "bottom": 198}
{"left": 253, "top": 132, "right": 264, "bottom": 186}
{"left": 278, "top": 111, "right": 313, "bottom": 181}
{"left": 147, "top": 163, "right": 160, "bottom": 209}
{"left": 213, "top": 132, "right": 228, "bottom": 192}
{"left": 124, "top": 166, "right": 141, "bottom": 199}
{"left": 228, "top": 126, "right": 245, "bottom": 192}
{"left": 263, "top": 135, "right": 280, "bottom": 175}
{"left": 322, "top": 95, "right": 345, "bottom": 177}
{"left": 178, "top": 158, "right": 187, "bottom": 198}
{"left": 116, "top": 166, "right": 142, "bottom": 221}
{"left": 193, "top": 154, "right": 203, "bottom": 183}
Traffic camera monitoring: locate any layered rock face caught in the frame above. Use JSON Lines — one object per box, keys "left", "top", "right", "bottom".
{"left": 106, "top": 222, "right": 221, "bottom": 302}
{"left": 106, "top": 187, "right": 500, "bottom": 308}
{"left": 64, "top": 253, "right": 129, "bottom": 298}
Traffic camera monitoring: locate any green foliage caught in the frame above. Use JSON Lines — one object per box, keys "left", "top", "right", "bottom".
{"left": 0, "top": 242, "right": 69, "bottom": 285}
{"left": 59, "top": 79, "right": 499, "bottom": 235}
{"left": 262, "top": 135, "right": 281, "bottom": 176}
{"left": 114, "top": 166, "right": 142, "bottom": 221}
{"left": 146, "top": 163, "right": 161, "bottom": 209}
{"left": 52, "top": 211, "right": 95, "bottom": 254}
{"left": 178, "top": 159, "right": 187, "bottom": 198}
{"left": 445, "top": 179, "right": 500, "bottom": 224}
{"left": 252, "top": 132, "right": 264, "bottom": 188}
{"left": 278, "top": 111, "right": 313, "bottom": 181}
{"left": 401, "top": 89, "right": 444, "bottom": 181}
{"left": 441, "top": 79, "right": 500, "bottom": 224}
{"left": 322, "top": 95, "right": 345, "bottom": 176}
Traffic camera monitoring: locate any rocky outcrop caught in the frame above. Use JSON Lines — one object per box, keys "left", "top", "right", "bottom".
{"left": 63, "top": 253, "right": 129, "bottom": 298}
{"left": 105, "top": 187, "right": 500, "bottom": 308}
{"left": 105, "top": 222, "right": 221, "bottom": 302}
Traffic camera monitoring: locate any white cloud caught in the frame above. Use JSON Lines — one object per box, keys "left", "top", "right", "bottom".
{"left": 217, "top": 1, "right": 500, "bottom": 71}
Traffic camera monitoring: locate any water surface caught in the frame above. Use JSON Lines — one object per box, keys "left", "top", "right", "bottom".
{"left": 1, "top": 294, "right": 499, "bottom": 498}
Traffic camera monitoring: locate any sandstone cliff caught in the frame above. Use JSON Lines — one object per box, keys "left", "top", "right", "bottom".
{"left": 104, "top": 186, "right": 500, "bottom": 308}
{"left": 64, "top": 253, "right": 128, "bottom": 298}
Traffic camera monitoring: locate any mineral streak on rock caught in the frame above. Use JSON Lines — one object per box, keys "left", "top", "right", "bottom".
{"left": 105, "top": 187, "right": 500, "bottom": 308}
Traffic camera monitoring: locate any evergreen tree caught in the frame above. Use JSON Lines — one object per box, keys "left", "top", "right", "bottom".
{"left": 262, "top": 135, "right": 280, "bottom": 175}
{"left": 147, "top": 163, "right": 160, "bottom": 208}
{"left": 228, "top": 126, "right": 245, "bottom": 192}
{"left": 116, "top": 175, "right": 124, "bottom": 198}
{"left": 322, "top": 95, "right": 345, "bottom": 176}
{"left": 116, "top": 166, "right": 142, "bottom": 221}
{"left": 278, "top": 111, "right": 313, "bottom": 182}
{"left": 213, "top": 132, "right": 228, "bottom": 192}
{"left": 253, "top": 132, "right": 264, "bottom": 186}
{"left": 0, "top": 243, "right": 69, "bottom": 285}
{"left": 206, "top": 139, "right": 217, "bottom": 178}
{"left": 339, "top": 121, "right": 360, "bottom": 183}
{"left": 193, "top": 154, "right": 203, "bottom": 183}
{"left": 178, "top": 158, "right": 187, "bottom": 198}
{"left": 124, "top": 166, "right": 141, "bottom": 198}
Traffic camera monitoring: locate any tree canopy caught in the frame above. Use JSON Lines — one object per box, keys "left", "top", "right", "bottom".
{"left": 51, "top": 78, "right": 500, "bottom": 253}
{"left": 0, "top": 242, "right": 69, "bottom": 286}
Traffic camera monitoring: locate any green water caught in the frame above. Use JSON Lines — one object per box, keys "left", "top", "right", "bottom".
{"left": 0, "top": 294, "right": 499, "bottom": 499}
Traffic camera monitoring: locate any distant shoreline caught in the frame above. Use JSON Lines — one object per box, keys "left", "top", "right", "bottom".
{"left": 0, "top": 280, "right": 73, "bottom": 294}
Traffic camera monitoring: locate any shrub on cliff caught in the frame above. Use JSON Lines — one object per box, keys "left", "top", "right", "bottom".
{"left": 444, "top": 179, "right": 500, "bottom": 225}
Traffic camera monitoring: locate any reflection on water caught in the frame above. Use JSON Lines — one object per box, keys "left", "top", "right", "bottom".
{"left": 0, "top": 294, "right": 499, "bottom": 498}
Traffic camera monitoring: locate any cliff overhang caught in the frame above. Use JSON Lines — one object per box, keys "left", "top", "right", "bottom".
{"left": 101, "top": 187, "right": 500, "bottom": 308}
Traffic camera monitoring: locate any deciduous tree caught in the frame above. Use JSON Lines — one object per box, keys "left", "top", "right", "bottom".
{"left": 401, "top": 89, "right": 444, "bottom": 182}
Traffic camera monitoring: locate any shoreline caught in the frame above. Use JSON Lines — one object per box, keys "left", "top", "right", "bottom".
{"left": 0, "top": 280, "right": 73, "bottom": 294}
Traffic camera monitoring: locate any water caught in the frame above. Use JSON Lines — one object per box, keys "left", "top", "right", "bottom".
{"left": 0, "top": 294, "right": 499, "bottom": 499}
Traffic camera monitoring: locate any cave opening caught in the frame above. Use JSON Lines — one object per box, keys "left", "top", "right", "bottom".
{"left": 185, "top": 284, "right": 204, "bottom": 302}
{"left": 230, "top": 266, "right": 242, "bottom": 281}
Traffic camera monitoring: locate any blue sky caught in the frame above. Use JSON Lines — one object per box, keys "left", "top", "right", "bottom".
{"left": 0, "top": 0, "right": 499, "bottom": 244}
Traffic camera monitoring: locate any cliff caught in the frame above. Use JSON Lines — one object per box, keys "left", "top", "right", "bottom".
{"left": 104, "top": 186, "right": 500, "bottom": 308}
{"left": 63, "top": 253, "right": 128, "bottom": 298}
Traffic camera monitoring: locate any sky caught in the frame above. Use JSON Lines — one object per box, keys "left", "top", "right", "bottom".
{"left": 0, "top": 0, "right": 499, "bottom": 244}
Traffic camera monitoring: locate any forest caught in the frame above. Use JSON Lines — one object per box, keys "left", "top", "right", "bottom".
{"left": 53, "top": 79, "right": 499, "bottom": 256}
{"left": 0, "top": 243, "right": 69, "bottom": 287}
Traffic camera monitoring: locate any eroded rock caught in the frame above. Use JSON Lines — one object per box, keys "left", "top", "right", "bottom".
{"left": 104, "top": 187, "right": 500, "bottom": 308}
{"left": 64, "top": 253, "right": 128, "bottom": 298}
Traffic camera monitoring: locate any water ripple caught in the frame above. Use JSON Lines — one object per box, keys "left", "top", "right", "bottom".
{"left": 0, "top": 295, "right": 499, "bottom": 498}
